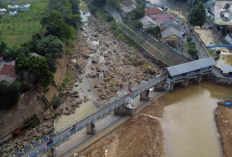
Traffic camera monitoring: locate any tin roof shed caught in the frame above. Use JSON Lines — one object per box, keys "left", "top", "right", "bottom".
{"left": 167, "top": 57, "right": 216, "bottom": 77}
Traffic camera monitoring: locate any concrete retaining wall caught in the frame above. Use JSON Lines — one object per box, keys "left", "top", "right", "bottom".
{"left": 118, "top": 28, "right": 169, "bottom": 68}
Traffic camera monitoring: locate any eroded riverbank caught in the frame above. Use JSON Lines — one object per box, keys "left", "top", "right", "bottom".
{"left": 215, "top": 103, "right": 232, "bottom": 157}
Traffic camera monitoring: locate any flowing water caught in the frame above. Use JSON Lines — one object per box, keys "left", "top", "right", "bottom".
{"left": 53, "top": 0, "right": 95, "bottom": 131}
{"left": 161, "top": 82, "right": 231, "bottom": 157}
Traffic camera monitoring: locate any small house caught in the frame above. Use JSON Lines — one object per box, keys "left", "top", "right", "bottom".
{"left": 20, "top": 4, "right": 30, "bottom": 12}
{"left": 0, "top": 61, "right": 16, "bottom": 82}
{"left": 8, "top": 5, "right": 19, "bottom": 11}
{"left": 0, "top": 8, "right": 7, "bottom": 15}
{"left": 9, "top": 11, "right": 17, "bottom": 16}
{"left": 120, "top": 0, "right": 136, "bottom": 16}
{"left": 149, "top": 13, "right": 176, "bottom": 25}
{"left": 145, "top": 8, "right": 163, "bottom": 17}
{"left": 139, "top": 15, "right": 157, "bottom": 29}
{"left": 160, "top": 20, "right": 180, "bottom": 31}
{"left": 161, "top": 26, "right": 183, "bottom": 45}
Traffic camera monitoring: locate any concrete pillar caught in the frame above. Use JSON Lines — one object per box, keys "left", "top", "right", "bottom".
{"left": 86, "top": 122, "right": 96, "bottom": 135}
{"left": 154, "top": 82, "right": 165, "bottom": 91}
{"left": 180, "top": 78, "right": 189, "bottom": 88}
{"left": 140, "top": 90, "right": 150, "bottom": 101}
{"left": 114, "top": 106, "right": 126, "bottom": 115}
{"left": 114, "top": 105, "right": 135, "bottom": 116}
{"left": 194, "top": 74, "right": 202, "bottom": 84}
{"left": 48, "top": 146, "right": 56, "bottom": 157}
{"left": 169, "top": 83, "right": 174, "bottom": 92}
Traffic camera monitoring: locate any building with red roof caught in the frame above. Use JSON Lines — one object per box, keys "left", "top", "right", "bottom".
{"left": 0, "top": 61, "right": 16, "bottom": 82}
{"left": 145, "top": 8, "right": 163, "bottom": 17}
{"left": 149, "top": 13, "right": 176, "bottom": 25}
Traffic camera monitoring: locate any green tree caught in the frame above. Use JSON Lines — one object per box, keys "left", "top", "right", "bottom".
{"left": 186, "top": 36, "right": 192, "bottom": 43}
{"left": 189, "top": 3, "right": 206, "bottom": 27}
{"left": 0, "top": 80, "right": 20, "bottom": 109}
{"left": 0, "top": 41, "right": 7, "bottom": 57}
{"left": 15, "top": 53, "right": 27, "bottom": 75}
{"left": 145, "top": 26, "right": 161, "bottom": 39}
{"left": 27, "top": 33, "right": 43, "bottom": 52}
{"left": 45, "top": 54, "right": 57, "bottom": 72}
{"left": 48, "top": 0, "right": 81, "bottom": 27}
{"left": 107, "top": 0, "right": 120, "bottom": 10}
{"left": 132, "top": 5, "right": 145, "bottom": 20}
{"left": 66, "top": 14, "right": 82, "bottom": 28}
{"left": 134, "top": 20, "right": 143, "bottom": 29}
{"left": 91, "top": 0, "right": 106, "bottom": 7}
{"left": 27, "top": 56, "right": 54, "bottom": 88}
{"left": 188, "top": 41, "right": 196, "bottom": 47}
{"left": 41, "top": 10, "right": 73, "bottom": 40}
{"left": 36, "top": 35, "right": 64, "bottom": 59}
{"left": 216, "top": 49, "right": 221, "bottom": 55}
{"left": 69, "top": 0, "right": 80, "bottom": 14}
{"left": 188, "top": 46, "right": 198, "bottom": 55}
{"left": 15, "top": 55, "right": 54, "bottom": 89}
{"left": 3, "top": 45, "right": 21, "bottom": 61}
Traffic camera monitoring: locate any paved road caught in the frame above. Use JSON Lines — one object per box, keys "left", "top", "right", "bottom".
{"left": 20, "top": 73, "right": 167, "bottom": 157}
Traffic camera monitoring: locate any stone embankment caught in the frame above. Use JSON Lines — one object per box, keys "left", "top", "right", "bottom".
{"left": 0, "top": 16, "right": 159, "bottom": 156}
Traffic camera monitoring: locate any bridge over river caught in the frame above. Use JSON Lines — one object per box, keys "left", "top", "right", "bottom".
{"left": 12, "top": 57, "right": 232, "bottom": 157}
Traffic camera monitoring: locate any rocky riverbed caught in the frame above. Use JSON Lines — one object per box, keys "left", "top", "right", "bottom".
{"left": 0, "top": 16, "right": 159, "bottom": 156}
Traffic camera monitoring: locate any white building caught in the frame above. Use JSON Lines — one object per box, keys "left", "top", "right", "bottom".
{"left": 19, "top": 4, "right": 30, "bottom": 12}
{"left": 8, "top": 5, "right": 19, "bottom": 11}
{"left": 0, "top": 8, "right": 7, "bottom": 15}
{"left": 139, "top": 15, "right": 157, "bottom": 29}
{"left": 9, "top": 11, "right": 17, "bottom": 16}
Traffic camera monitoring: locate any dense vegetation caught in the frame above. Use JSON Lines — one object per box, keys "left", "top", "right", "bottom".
{"left": 189, "top": 3, "right": 206, "bottom": 27}
{"left": 0, "top": 81, "right": 21, "bottom": 109}
{"left": 145, "top": 26, "right": 161, "bottom": 39}
{"left": 0, "top": 0, "right": 82, "bottom": 109}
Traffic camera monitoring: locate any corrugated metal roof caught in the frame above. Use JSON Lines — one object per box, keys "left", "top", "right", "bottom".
{"left": 221, "top": 65, "right": 232, "bottom": 73}
{"left": 161, "top": 26, "right": 182, "bottom": 39}
{"left": 167, "top": 57, "right": 216, "bottom": 77}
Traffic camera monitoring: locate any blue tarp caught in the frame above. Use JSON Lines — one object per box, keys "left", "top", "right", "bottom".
{"left": 225, "top": 102, "right": 232, "bottom": 107}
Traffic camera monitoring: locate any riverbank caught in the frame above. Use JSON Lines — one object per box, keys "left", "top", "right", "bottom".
{"left": 83, "top": 98, "right": 165, "bottom": 157}
{"left": 215, "top": 103, "right": 232, "bottom": 157}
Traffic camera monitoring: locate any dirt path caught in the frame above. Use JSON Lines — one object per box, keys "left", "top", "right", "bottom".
{"left": 83, "top": 98, "right": 166, "bottom": 157}
{"left": 215, "top": 105, "right": 232, "bottom": 157}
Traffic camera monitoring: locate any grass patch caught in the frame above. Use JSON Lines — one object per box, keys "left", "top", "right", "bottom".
{"left": 61, "top": 69, "right": 75, "bottom": 90}
{"left": 128, "top": 57, "right": 143, "bottom": 66}
{"left": 24, "top": 115, "right": 40, "bottom": 129}
{"left": 208, "top": 49, "right": 218, "bottom": 57}
{"left": 0, "top": 0, "right": 49, "bottom": 46}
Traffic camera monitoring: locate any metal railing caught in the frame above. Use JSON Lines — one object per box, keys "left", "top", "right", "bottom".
{"left": 12, "top": 75, "right": 167, "bottom": 157}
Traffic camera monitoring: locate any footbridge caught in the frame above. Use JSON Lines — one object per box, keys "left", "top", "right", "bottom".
{"left": 206, "top": 45, "right": 232, "bottom": 49}
{"left": 12, "top": 58, "right": 232, "bottom": 157}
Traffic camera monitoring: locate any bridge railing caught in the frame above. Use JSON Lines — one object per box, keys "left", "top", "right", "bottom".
{"left": 13, "top": 75, "right": 167, "bottom": 157}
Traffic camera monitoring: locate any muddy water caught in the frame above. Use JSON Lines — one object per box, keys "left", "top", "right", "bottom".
{"left": 217, "top": 53, "right": 232, "bottom": 67}
{"left": 162, "top": 82, "right": 231, "bottom": 157}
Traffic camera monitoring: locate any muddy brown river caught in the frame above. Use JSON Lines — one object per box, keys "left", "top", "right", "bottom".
{"left": 162, "top": 82, "right": 231, "bottom": 157}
